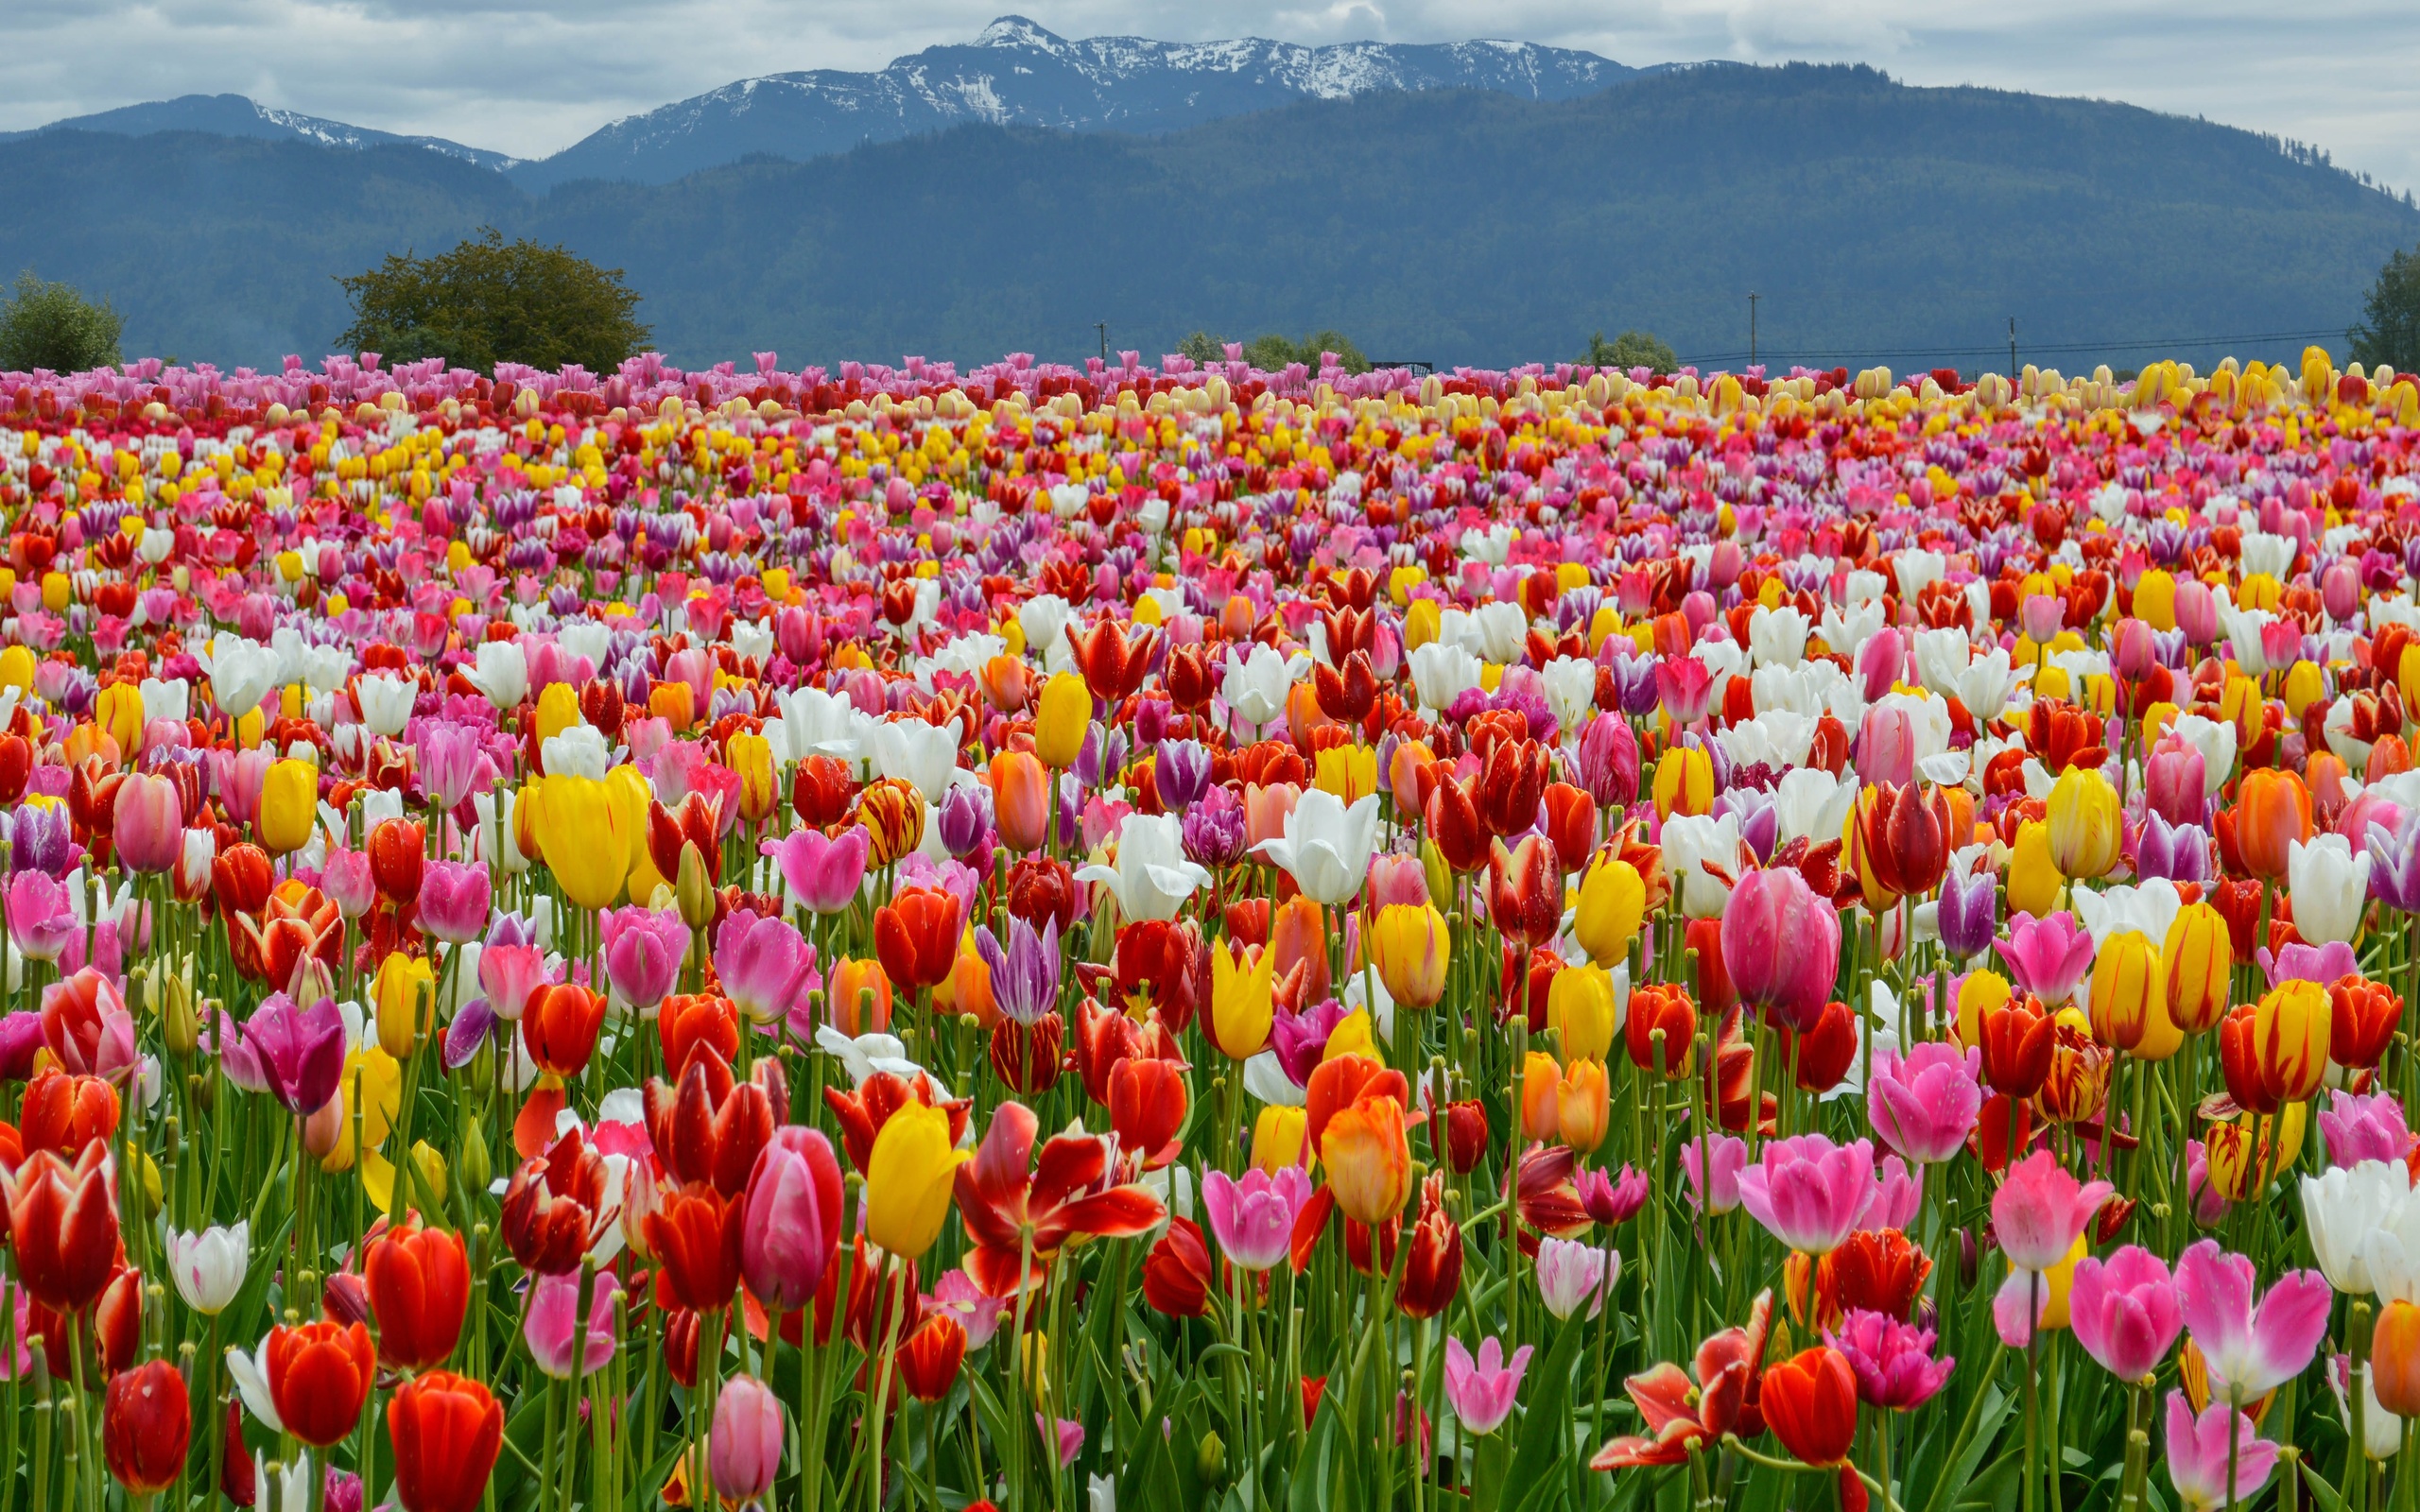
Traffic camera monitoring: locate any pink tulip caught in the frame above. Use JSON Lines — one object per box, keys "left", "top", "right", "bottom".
{"left": 6, "top": 870, "right": 78, "bottom": 963}
{"left": 524, "top": 1270, "right": 620, "bottom": 1380}
{"left": 2143, "top": 742, "right": 2206, "bottom": 826}
{"left": 1201, "top": 1167, "right": 1312, "bottom": 1273}
{"left": 1856, "top": 627, "right": 1904, "bottom": 703}
{"left": 416, "top": 860, "right": 491, "bottom": 945}
{"left": 740, "top": 1127, "right": 841, "bottom": 1312}
{"left": 1992, "top": 1150, "right": 2114, "bottom": 1271}
{"left": 1736, "top": 1134, "right": 1875, "bottom": 1256}
{"left": 1855, "top": 702, "right": 1916, "bottom": 788}
{"left": 1994, "top": 911, "right": 2096, "bottom": 1005}
{"left": 1860, "top": 1155, "right": 1922, "bottom": 1232}
{"left": 320, "top": 846, "right": 376, "bottom": 920}
{"left": 762, "top": 825, "right": 869, "bottom": 916}
{"left": 1654, "top": 656, "right": 1713, "bottom": 725}
{"left": 709, "top": 1375, "right": 784, "bottom": 1501}
{"left": 2321, "top": 1089, "right": 2413, "bottom": 1167}
{"left": 215, "top": 747, "right": 269, "bottom": 828}
{"left": 2163, "top": 1392, "right": 2278, "bottom": 1510}
{"left": 1532, "top": 1237, "right": 1616, "bottom": 1321}
{"left": 2174, "top": 1239, "right": 2331, "bottom": 1406}
{"left": 478, "top": 914, "right": 551, "bottom": 1022}
{"left": 1443, "top": 1335, "right": 1533, "bottom": 1435}
{"left": 1825, "top": 1308, "right": 1953, "bottom": 1410}
{"left": 2067, "top": 1246, "right": 2183, "bottom": 1383}
{"left": 2174, "top": 581, "right": 2220, "bottom": 646}
{"left": 1867, "top": 1042, "right": 1983, "bottom": 1164}
{"left": 1038, "top": 1414, "right": 1083, "bottom": 1468}
{"left": 1365, "top": 854, "right": 1429, "bottom": 911}
{"left": 112, "top": 772, "right": 182, "bottom": 874}
{"left": 600, "top": 905, "right": 686, "bottom": 1011}
{"left": 714, "top": 909, "right": 819, "bottom": 1029}
{"left": 1720, "top": 868, "right": 1841, "bottom": 1031}
{"left": 1681, "top": 1135, "right": 1747, "bottom": 1215}
{"left": 928, "top": 1270, "right": 1005, "bottom": 1349}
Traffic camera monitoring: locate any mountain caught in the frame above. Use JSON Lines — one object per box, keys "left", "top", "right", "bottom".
{"left": 0, "top": 93, "right": 520, "bottom": 173}
{"left": 511, "top": 15, "right": 1635, "bottom": 190}
{"left": 3, "top": 64, "right": 2414, "bottom": 373}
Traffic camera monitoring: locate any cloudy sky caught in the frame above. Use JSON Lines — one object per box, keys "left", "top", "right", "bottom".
{"left": 6, "top": 0, "right": 2416, "bottom": 190}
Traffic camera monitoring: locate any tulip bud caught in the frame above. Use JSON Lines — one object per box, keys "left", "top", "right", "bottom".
{"left": 676, "top": 842, "right": 717, "bottom": 929}
{"left": 163, "top": 971, "right": 199, "bottom": 1058}
{"left": 1196, "top": 1430, "right": 1228, "bottom": 1487}
{"left": 458, "top": 1115, "right": 492, "bottom": 1195}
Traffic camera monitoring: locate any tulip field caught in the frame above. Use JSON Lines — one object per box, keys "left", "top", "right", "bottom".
{"left": 5, "top": 341, "right": 2420, "bottom": 1512}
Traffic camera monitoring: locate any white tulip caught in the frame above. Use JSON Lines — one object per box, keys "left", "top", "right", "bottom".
{"left": 1252, "top": 790, "right": 1381, "bottom": 908}
{"left": 872, "top": 716, "right": 961, "bottom": 803}
{"left": 1221, "top": 644, "right": 1293, "bottom": 728}
{"left": 2289, "top": 833, "right": 2372, "bottom": 946}
{"left": 465, "top": 640, "right": 529, "bottom": 709}
{"left": 1747, "top": 605, "right": 1808, "bottom": 669}
{"left": 1078, "top": 813, "right": 1213, "bottom": 922}
{"left": 2302, "top": 1161, "right": 2409, "bottom": 1296}
{"left": 169, "top": 1222, "right": 251, "bottom": 1314}
{"left": 541, "top": 725, "right": 610, "bottom": 782}
{"left": 226, "top": 1336, "right": 285, "bottom": 1433}
{"left": 354, "top": 672, "right": 415, "bottom": 737}
{"left": 1408, "top": 642, "right": 1482, "bottom": 713}
{"left": 1661, "top": 812, "right": 1741, "bottom": 919}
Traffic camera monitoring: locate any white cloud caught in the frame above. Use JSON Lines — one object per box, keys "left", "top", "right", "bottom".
{"left": 1, "top": 0, "right": 2415, "bottom": 193}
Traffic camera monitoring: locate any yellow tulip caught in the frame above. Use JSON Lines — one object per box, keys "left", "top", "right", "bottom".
{"left": 321, "top": 1045, "right": 404, "bottom": 1209}
{"left": 727, "top": 730, "right": 777, "bottom": 822}
{"left": 2162, "top": 902, "right": 2233, "bottom": 1034}
{"left": 1252, "top": 1105, "right": 1308, "bottom": 1174}
{"left": 1954, "top": 969, "right": 2014, "bottom": 1049}
{"left": 95, "top": 681, "right": 144, "bottom": 759}
{"left": 1314, "top": 744, "right": 1377, "bottom": 804}
{"left": 1547, "top": 962, "right": 1617, "bottom": 1063}
{"left": 1404, "top": 597, "right": 1442, "bottom": 652}
{"left": 1652, "top": 745, "right": 1713, "bottom": 819}
{"left": 606, "top": 763, "right": 656, "bottom": 896}
{"left": 2008, "top": 820, "right": 2065, "bottom": 918}
{"left": 534, "top": 682, "right": 581, "bottom": 744}
{"left": 864, "top": 1102, "right": 968, "bottom": 1259}
{"left": 2134, "top": 571, "right": 2177, "bottom": 633}
{"left": 2281, "top": 661, "right": 2325, "bottom": 720}
{"left": 0, "top": 645, "right": 32, "bottom": 694}
{"left": 2086, "top": 930, "right": 2165, "bottom": 1053}
{"left": 1211, "top": 940, "right": 1275, "bottom": 1059}
{"left": 533, "top": 774, "right": 630, "bottom": 910}
{"left": 1034, "top": 672, "right": 1091, "bottom": 769}
{"left": 41, "top": 571, "right": 68, "bottom": 613}
{"left": 259, "top": 758, "right": 319, "bottom": 854}
{"left": 1369, "top": 902, "right": 1449, "bottom": 1009}
{"left": 2035, "top": 1234, "right": 2089, "bottom": 1331}
{"left": 1573, "top": 856, "right": 1645, "bottom": 968}
{"left": 2205, "top": 1102, "right": 2307, "bottom": 1202}
{"left": 1324, "top": 1009, "right": 1380, "bottom": 1064}
{"left": 2044, "top": 767, "right": 2120, "bottom": 880}
{"left": 372, "top": 951, "right": 436, "bottom": 1053}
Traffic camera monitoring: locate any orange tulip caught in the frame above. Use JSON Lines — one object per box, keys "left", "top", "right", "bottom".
{"left": 2234, "top": 769, "right": 2311, "bottom": 882}
{"left": 988, "top": 751, "right": 1053, "bottom": 853}
{"left": 1322, "top": 1087, "right": 1414, "bottom": 1227}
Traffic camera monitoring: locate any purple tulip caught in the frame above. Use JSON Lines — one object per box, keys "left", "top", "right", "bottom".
{"left": 1182, "top": 784, "right": 1248, "bottom": 868}
{"left": 2135, "top": 815, "right": 2212, "bottom": 885}
{"left": 936, "top": 784, "right": 991, "bottom": 858}
{"left": 1934, "top": 868, "right": 1996, "bottom": 959}
{"left": 1154, "top": 738, "right": 1213, "bottom": 810}
{"left": 6, "top": 801, "right": 71, "bottom": 878}
{"left": 242, "top": 993, "right": 347, "bottom": 1115}
{"left": 974, "top": 916, "right": 1061, "bottom": 1025}
{"left": 2369, "top": 818, "right": 2420, "bottom": 913}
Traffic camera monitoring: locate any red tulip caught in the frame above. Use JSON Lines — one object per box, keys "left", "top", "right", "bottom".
{"left": 388, "top": 1370, "right": 504, "bottom": 1512}
{"left": 1424, "top": 775, "right": 1489, "bottom": 874}
{"left": 1109, "top": 1056, "right": 1187, "bottom": 1171}
{"left": 103, "top": 1359, "right": 191, "bottom": 1494}
{"left": 3, "top": 1142, "right": 121, "bottom": 1312}
{"left": 1487, "top": 834, "right": 1563, "bottom": 947}
{"left": 643, "top": 1050, "right": 783, "bottom": 1197}
{"left": 1141, "top": 1218, "right": 1211, "bottom": 1318}
{"left": 523, "top": 984, "right": 608, "bottom": 1078}
{"left": 1477, "top": 737, "right": 1550, "bottom": 837}
{"left": 899, "top": 1312, "right": 971, "bottom": 1399}
{"left": 367, "top": 817, "right": 426, "bottom": 907}
{"left": 17, "top": 1069, "right": 119, "bottom": 1158}
{"left": 1397, "top": 1175, "right": 1463, "bottom": 1320}
{"left": 268, "top": 1319, "right": 376, "bottom": 1447}
{"left": 1541, "top": 783, "right": 1598, "bottom": 870}
{"left": 647, "top": 793, "right": 722, "bottom": 887}
{"left": 644, "top": 1183, "right": 745, "bottom": 1313}
{"left": 874, "top": 885, "right": 964, "bottom": 992}
{"left": 500, "top": 1128, "right": 617, "bottom": 1275}
{"left": 1760, "top": 1346, "right": 1858, "bottom": 1467}
{"left": 365, "top": 1222, "right": 471, "bottom": 1371}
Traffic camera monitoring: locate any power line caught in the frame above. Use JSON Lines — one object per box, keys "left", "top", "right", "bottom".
{"left": 1671, "top": 325, "right": 2349, "bottom": 368}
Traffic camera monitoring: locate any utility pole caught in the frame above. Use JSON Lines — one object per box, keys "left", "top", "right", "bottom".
{"left": 2009, "top": 317, "right": 2018, "bottom": 379}
{"left": 1749, "top": 293, "right": 1759, "bottom": 367}
{"left": 1096, "top": 322, "right": 1108, "bottom": 362}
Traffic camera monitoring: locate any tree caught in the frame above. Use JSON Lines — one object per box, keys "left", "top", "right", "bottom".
{"left": 1242, "top": 331, "right": 1370, "bottom": 374}
{"left": 0, "top": 270, "right": 123, "bottom": 374}
{"left": 1582, "top": 329, "right": 1677, "bottom": 373}
{"left": 336, "top": 228, "right": 651, "bottom": 374}
{"left": 2350, "top": 246, "right": 2420, "bottom": 372}
{"left": 1176, "top": 331, "right": 1228, "bottom": 366}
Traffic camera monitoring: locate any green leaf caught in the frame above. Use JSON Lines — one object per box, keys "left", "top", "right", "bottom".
{"left": 2300, "top": 1461, "right": 2350, "bottom": 1512}
{"left": 1503, "top": 1318, "right": 1590, "bottom": 1511}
